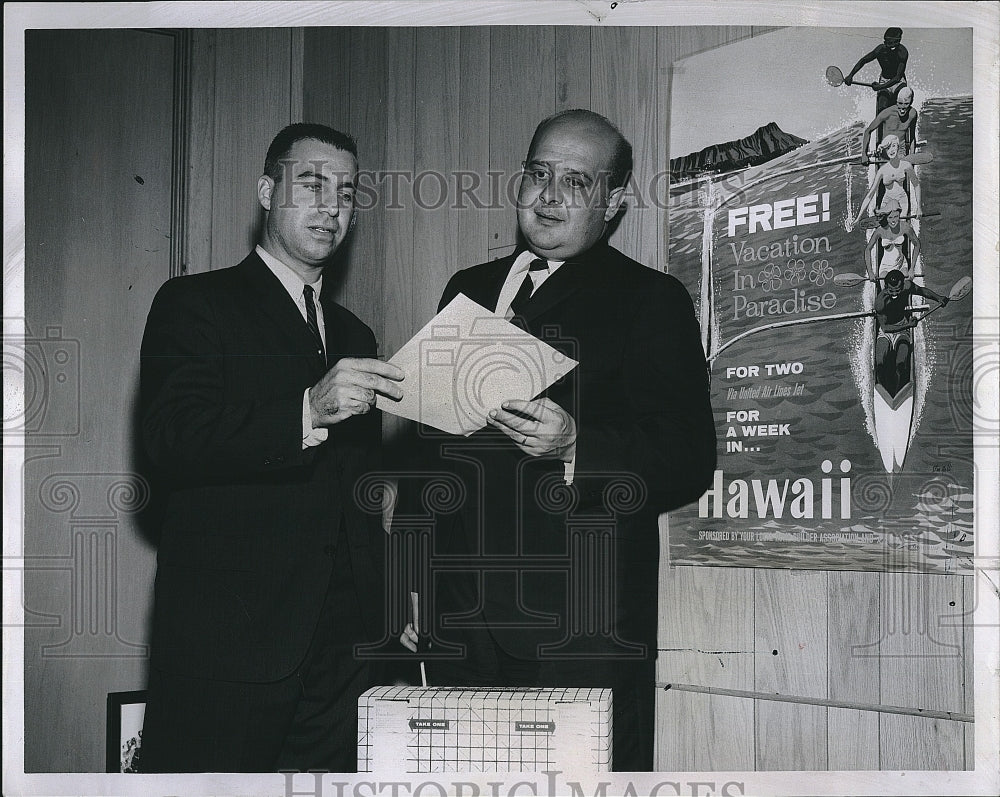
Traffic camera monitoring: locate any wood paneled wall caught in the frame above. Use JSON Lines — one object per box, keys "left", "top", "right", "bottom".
{"left": 301, "top": 26, "right": 777, "bottom": 363}
{"left": 185, "top": 28, "right": 304, "bottom": 274}
{"left": 656, "top": 567, "right": 972, "bottom": 770}
{"left": 23, "top": 29, "right": 181, "bottom": 772}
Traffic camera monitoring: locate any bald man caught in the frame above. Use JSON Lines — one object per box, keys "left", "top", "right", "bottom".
{"left": 861, "top": 86, "right": 918, "bottom": 162}
{"left": 399, "top": 109, "right": 716, "bottom": 771}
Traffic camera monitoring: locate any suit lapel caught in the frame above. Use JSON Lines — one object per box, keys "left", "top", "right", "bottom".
{"left": 319, "top": 288, "right": 352, "bottom": 362}
{"left": 518, "top": 262, "right": 582, "bottom": 321}
{"left": 465, "top": 258, "right": 512, "bottom": 313}
{"left": 517, "top": 242, "right": 609, "bottom": 323}
{"left": 238, "top": 252, "right": 327, "bottom": 369}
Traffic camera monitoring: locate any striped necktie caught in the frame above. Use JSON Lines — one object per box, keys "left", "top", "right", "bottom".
{"left": 303, "top": 284, "right": 326, "bottom": 363}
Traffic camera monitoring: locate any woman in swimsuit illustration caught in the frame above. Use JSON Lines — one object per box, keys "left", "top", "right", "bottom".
{"left": 864, "top": 197, "right": 921, "bottom": 281}
{"left": 851, "top": 133, "right": 921, "bottom": 226}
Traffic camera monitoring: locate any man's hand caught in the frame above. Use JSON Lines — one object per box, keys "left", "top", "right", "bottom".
{"left": 844, "top": 76, "right": 853, "bottom": 86}
{"left": 487, "top": 397, "right": 577, "bottom": 461}
{"left": 400, "top": 591, "right": 420, "bottom": 652}
{"left": 309, "top": 358, "right": 404, "bottom": 427}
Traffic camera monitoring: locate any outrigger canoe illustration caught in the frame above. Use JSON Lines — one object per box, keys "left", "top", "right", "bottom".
{"left": 854, "top": 118, "right": 926, "bottom": 473}
{"left": 684, "top": 84, "right": 968, "bottom": 474}
{"left": 834, "top": 268, "right": 970, "bottom": 472}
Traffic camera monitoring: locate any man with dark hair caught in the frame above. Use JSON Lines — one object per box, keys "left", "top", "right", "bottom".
{"left": 138, "top": 123, "right": 404, "bottom": 772}
{"left": 845, "top": 27, "right": 910, "bottom": 114}
{"left": 401, "top": 108, "right": 716, "bottom": 770}
{"left": 874, "top": 268, "right": 948, "bottom": 395}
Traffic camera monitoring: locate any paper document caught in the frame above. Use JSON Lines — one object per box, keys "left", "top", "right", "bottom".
{"left": 375, "top": 293, "right": 578, "bottom": 435}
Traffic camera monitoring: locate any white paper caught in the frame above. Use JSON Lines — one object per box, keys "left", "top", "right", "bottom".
{"left": 375, "top": 293, "right": 578, "bottom": 435}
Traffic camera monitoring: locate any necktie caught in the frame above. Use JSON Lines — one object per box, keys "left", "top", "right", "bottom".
{"left": 303, "top": 284, "right": 326, "bottom": 363}
{"left": 508, "top": 258, "right": 548, "bottom": 317}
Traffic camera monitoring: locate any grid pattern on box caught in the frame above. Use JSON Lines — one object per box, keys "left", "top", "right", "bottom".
{"left": 358, "top": 686, "right": 612, "bottom": 773}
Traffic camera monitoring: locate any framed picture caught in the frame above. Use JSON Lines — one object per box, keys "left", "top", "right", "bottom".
{"left": 106, "top": 690, "right": 146, "bottom": 773}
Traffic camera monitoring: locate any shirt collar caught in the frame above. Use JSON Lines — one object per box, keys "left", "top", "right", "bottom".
{"left": 256, "top": 245, "right": 323, "bottom": 301}
{"left": 512, "top": 249, "right": 566, "bottom": 277}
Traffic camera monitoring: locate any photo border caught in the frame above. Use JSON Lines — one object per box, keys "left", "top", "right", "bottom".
{"left": 4, "top": 2, "right": 997, "bottom": 796}
{"left": 105, "top": 690, "right": 147, "bottom": 774}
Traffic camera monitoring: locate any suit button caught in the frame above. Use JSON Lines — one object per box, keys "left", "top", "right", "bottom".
{"left": 263, "top": 458, "right": 272, "bottom": 466}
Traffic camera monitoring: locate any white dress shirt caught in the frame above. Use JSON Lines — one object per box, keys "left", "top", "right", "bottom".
{"left": 496, "top": 249, "right": 565, "bottom": 318}
{"left": 255, "top": 245, "right": 328, "bottom": 448}
{"left": 497, "top": 250, "right": 576, "bottom": 483}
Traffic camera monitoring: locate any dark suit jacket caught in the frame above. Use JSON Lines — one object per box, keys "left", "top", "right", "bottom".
{"left": 140, "top": 251, "right": 386, "bottom": 683}
{"left": 412, "top": 242, "right": 716, "bottom": 660}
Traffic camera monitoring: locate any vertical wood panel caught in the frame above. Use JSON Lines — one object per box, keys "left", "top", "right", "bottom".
{"left": 756, "top": 702, "right": 827, "bottom": 771}
{"left": 656, "top": 564, "right": 755, "bottom": 770}
{"left": 879, "top": 572, "right": 966, "bottom": 769}
{"left": 489, "top": 26, "right": 555, "bottom": 251}
{"left": 827, "top": 571, "right": 881, "bottom": 768}
{"left": 383, "top": 28, "right": 416, "bottom": 357}
{"left": 591, "top": 26, "right": 658, "bottom": 268}
{"left": 303, "top": 27, "right": 393, "bottom": 339}
{"left": 211, "top": 28, "right": 294, "bottom": 269}
{"left": 879, "top": 716, "right": 967, "bottom": 770}
{"left": 289, "top": 28, "right": 304, "bottom": 123}
{"left": 186, "top": 30, "right": 217, "bottom": 274}
{"left": 879, "top": 573, "right": 966, "bottom": 709}
{"left": 657, "top": 26, "right": 755, "bottom": 63}
{"left": 302, "top": 27, "right": 352, "bottom": 134}
{"left": 457, "top": 27, "right": 492, "bottom": 272}
{"left": 555, "top": 27, "right": 591, "bottom": 110}
{"left": 413, "top": 28, "right": 462, "bottom": 327}
{"left": 754, "top": 569, "right": 828, "bottom": 770}
{"left": 24, "top": 28, "right": 175, "bottom": 771}
{"left": 658, "top": 693, "right": 755, "bottom": 771}
{"left": 829, "top": 709, "right": 880, "bottom": 770}
{"left": 343, "top": 28, "right": 388, "bottom": 339}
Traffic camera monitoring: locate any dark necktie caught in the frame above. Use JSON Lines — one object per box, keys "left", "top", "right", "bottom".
{"left": 508, "top": 258, "right": 548, "bottom": 317}
{"left": 303, "top": 284, "right": 326, "bottom": 363}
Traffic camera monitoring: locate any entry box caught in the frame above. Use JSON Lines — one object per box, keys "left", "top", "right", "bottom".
{"left": 358, "top": 686, "right": 612, "bottom": 773}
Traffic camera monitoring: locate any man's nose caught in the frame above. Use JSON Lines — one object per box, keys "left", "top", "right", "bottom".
{"left": 539, "top": 176, "right": 561, "bottom": 204}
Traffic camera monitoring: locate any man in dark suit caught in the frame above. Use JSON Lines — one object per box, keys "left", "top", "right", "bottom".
{"left": 400, "top": 109, "right": 716, "bottom": 770}
{"left": 138, "top": 123, "right": 404, "bottom": 773}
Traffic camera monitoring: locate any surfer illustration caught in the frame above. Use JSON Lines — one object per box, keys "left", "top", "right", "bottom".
{"left": 861, "top": 86, "right": 918, "bottom": 160}
{"left": 864, "top": 198, "right": 921, "bottom": 280}
{"left": 851, "top": 134, "right": 921, "bottom": 224}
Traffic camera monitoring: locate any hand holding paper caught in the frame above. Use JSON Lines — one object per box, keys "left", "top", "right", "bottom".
{"left": 309, "top": 357, "right": 404, "bottom": 426}
{"left": 488, "top": 397, "right": 577, "bottom": 461}
{"left": 375, "top": 294, "right": 578, "bottom": 435}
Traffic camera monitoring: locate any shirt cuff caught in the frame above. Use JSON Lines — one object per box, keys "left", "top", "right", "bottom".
{"left": 302, "top": 389, "right": 328, "bottom": 448}
{"left": 563, "top": 455, "right": 576, "bottom": 485}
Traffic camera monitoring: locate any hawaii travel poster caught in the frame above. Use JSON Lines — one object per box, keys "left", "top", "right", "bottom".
{"left": 667, "top": 27, "right": 973, "bottom": 574}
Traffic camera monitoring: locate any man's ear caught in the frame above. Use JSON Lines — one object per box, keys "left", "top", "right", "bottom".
{"left": 257, "top": 175, "right": 274, "bottom": 212}
{"left": 604, "top": 186, "right": 626, "bottom": 222}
